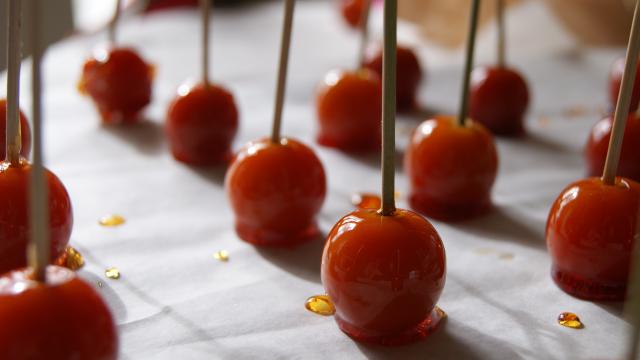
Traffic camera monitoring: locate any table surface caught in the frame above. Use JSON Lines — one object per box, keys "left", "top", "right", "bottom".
{"left": 7, "top": 1, "right": 633, "bottom": 359}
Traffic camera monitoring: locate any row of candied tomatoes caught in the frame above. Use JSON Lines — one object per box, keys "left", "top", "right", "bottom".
{"left": 71, "top": 45, "right": 640, "bottom": 211}
{"left": 76, "top": 44, "right": 640, "bottom": 180}
{"left": 0, "top": 3, "right": 638, "bottom": 352}
{"left": 336, "top": 0, "right": 640, "bottom": 340}
{"left": 68, "top": 41, "right": 640, "bottom": 343}
{"left": 0, "top": 4, "right": 213, "bottom": 357}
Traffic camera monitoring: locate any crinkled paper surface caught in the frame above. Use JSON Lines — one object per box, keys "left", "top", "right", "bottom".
{"left": 18, "top": 1, "right": 630, "bottom": 359}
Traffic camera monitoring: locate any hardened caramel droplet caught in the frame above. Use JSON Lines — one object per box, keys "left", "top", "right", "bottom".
{"left": 433, "top": 306, "right": 447, "bottom": 320}
{"left": 351, "top": 192, "right": 401, "bottom": 209}
{"left": 351, "top": 193, "right": 381, "bottom": 210}
{"left": 99, "top": 214, "right": 126, "bottom": 227}
{"left": 213, "top": 250, "right": 229, "bottom": 262}
{"left": 558, "top": 312, "right": 583, "bottom": 329}
{"left": 55, "top": 246, "right": 85, "bottom": 271}
{"left": 105, "top": 267, "right": 121, "bottom": 280}
{"left": 305, "top": 295, "right": 336, "bottom": 316}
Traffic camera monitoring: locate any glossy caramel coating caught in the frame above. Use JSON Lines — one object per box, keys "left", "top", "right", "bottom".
{"left": 79, "top": 47, "right": 153, "bottom": 124}
{"left": 316, "top": 69, "right": 381, "bottom": 152}
{"left": 0, "top": 100, "right": 31, "bottom": 160}
{"left": 226, "top": 137, "right": 326, "bottom": 246}
{"left": 0, "top": 266, "right": 118, "bottom": 359}
{"left": 0, "top": 162, "right": 73, "bottom": 275}
{"left": 166, "top": 82, "right": 239, "bottom": 166}
{"left": 610, "top": 57, "right": 640, "bottom": 114}
{"left": 469, "top": 66, "right": 529, "bottom": 136}
{"left": 364, "top": 45, "right": 424, "bottom": 112}
{"left": 546, "top": 177, "right": 640, "bottom": 300}
{"left": 405, "top": 115, "right": 498, "bottom": 221}
{"left": 322, "top": 208, "right": 446, "bottom": 345}
{"left": 585, "top": 115, "right": 640, "bottom": 182}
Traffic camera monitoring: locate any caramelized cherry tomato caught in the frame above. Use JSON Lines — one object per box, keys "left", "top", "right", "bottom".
{"left": 0, "top": 99, "right": 31, "bottom": 160}
{"left": 166, "top": 83, "right": 239, "bottom": 166}
{"left": 610, "top": 57, "right": 640, "bottom": 114}
{"left": 546, "top": 177, "right": 640, "bottom": 301}
{"left": 226, "top": 137, "right": 326, "bottom": 246}
{"left": 364, "top": 45, "right": 424, "bottom": 112}
{"left": 0, "top": 266, "right": 118, "bottom": 359}
{"left": 322, "top": 208, "right": 446, "bottom": 345}
{"left": 469, "top": 66, "right": 529, "bottom": 136}
{"left": 0, "top": 161, "right": 73, "bottom": 274}
{"left": 79, "top": 47, "right": 153, "bottom": 124}
{"left": 341, "top": 0, "right": 364, "bottom": 28}
{"left": 316, "top": 69, "right": 381, "bottom": 152}
{"left": 405, "top": 115, "right": 498, "bottom": 221}
{"left": 585, "top": 115, "right": 640, "bottom": 182}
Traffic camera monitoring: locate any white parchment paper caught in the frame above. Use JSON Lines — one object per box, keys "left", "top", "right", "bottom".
{"left": 9, "top": 1, "right": 631, "bottom": 359}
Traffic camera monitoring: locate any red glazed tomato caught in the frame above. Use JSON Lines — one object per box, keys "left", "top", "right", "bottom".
{"left": 546, "top": 177, "right": 640, "bottom": 301}
{"left": 316, "top": 69, "right": 381, "bottom": 152}
{"left": 0, "top": 266, "right": 118, "bottom": 359}
{"left": 322, "top": 208, "right": 446, "bottom": 345}
{"left": 610, "top": 57, "right": 640, "bottom": 114}
{"left": 469, "top": 66, "right": 529, "bottom": 136}
{"left": 79, "top": 47, "right": 153, "bottom": 124}
{"left": 364, "top": 45, "right": 424, "bottom": 112}
{"left": 0, "top": 99, "right": 31, "bottom": 160}
{"left": 585, "top": 115, "right": 640, "bottom": 182}
{"left": 405, "top": 115, "right": 498, "bottom": 221}
{"left": 226, "top": 137, "right": 326, "bottom": 246}
{"left": 166, "top": 82, "right": 239, "bottom": 166}
{"left": 0, "top": 161, "right": 73, "bottom": 275}
{"left": 341, "top": 0, "right": 364, "bottom": 28}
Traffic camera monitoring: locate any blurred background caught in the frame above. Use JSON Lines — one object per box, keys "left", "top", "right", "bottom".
{"left": 0, "top": 0, "right": 636, "bottom": 72}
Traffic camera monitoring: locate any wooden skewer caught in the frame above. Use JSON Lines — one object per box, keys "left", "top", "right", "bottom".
{"left": 357, "top": 0, "right": 372, "bottom": 69}
{"left": 109, "top": 0, "right": 122, "bottom": 45}
{"left": 457, "top": 0, "right": 481, "bottom": 127}
{"left": 602, "top": 0, "right": 640, "bottom": 186}
{"left": 621, "top": 5, "right": 640, "bottom": 360}
{"left": 5, "top": 0, "right": 22, "bottom": 166}
{"left": 200, "top": 0, "right": 211, "bottom": 87}
{"left": 270, "top": 0, "right": 295, "bottom": 144}
{"left": 379, "top": 0, "right": 397, "bottom": 216}
{"left": 496, "top": 0, "right": 506, "bottom": 68}
{"left": 27, "top": 0, "right": 49, "bottom": 282}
